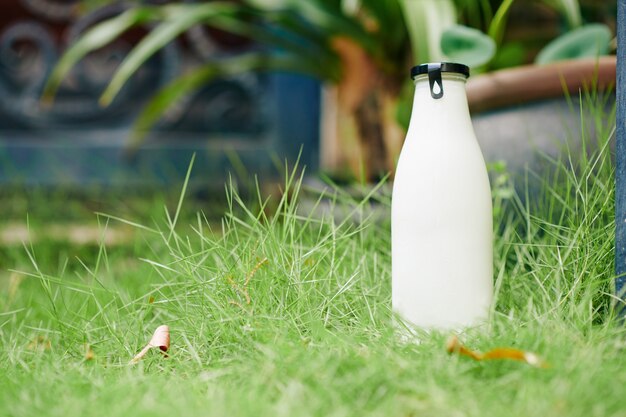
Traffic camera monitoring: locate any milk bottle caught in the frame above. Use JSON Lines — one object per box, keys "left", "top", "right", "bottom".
{"left": 391, "top": 62, "right": 493, "bottom": 330}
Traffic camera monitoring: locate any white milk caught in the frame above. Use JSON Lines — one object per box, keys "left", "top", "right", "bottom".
{"left": 391, "top": 63, "right": 493, "bottom": 331}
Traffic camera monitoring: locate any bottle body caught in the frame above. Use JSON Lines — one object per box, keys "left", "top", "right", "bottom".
{"left": 391, "top": 72, "right": 493, "bottom": 330}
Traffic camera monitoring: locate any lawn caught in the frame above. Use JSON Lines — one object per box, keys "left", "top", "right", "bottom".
{"left": 1, "top": 93, "right": 625, "bottom": 417}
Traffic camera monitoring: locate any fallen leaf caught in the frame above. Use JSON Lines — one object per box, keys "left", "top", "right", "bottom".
{"left": 130, "top": 325, "right": 170, "bottom": 364}
{"left": 27, "top": 336, "right": 51, "bottom": 352}
{"left": 445, "top": 335, "right": 481, "bottom": 360}
{"left": 228, "top": 257, "right": 268, "bottom": 309}
{"left": 84, "top": 344, "right": 95, "bottom": 361}
{"left": 446, "top": 335, "right": 548, "bottom": 368}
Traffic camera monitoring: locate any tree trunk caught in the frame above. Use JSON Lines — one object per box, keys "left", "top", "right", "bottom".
{"left": 320, "top": 37, "right": 405, "bottom": 182}
{"left": 320, "top": 85, "right": 404, "bottom": 181}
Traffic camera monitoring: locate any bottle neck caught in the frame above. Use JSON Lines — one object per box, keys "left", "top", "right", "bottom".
{"left": 410, "top": 73, "right": 471, "bottom": 127}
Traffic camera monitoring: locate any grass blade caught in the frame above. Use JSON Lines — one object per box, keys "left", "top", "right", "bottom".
{"left": 168, "top": 153, "right": 195, "bottom": 242}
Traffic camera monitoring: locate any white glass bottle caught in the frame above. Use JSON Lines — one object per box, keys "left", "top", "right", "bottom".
{"left": 391, "top": 63, "right": 493, "bottom": 330}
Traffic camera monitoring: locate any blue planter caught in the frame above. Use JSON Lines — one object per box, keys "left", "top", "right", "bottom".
{"left": 0, "top": 73, "right": 320, "bottom": 186}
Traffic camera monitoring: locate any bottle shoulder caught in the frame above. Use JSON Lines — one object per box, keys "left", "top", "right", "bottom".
{"left": 394, "top": 130, "right": 491, "bottom": 190}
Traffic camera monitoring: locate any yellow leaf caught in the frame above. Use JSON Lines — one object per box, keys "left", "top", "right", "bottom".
{"left": 27, "top": 336, "right": 51, "bottom": 352}
{"left": 84, "top": 344, "right": 95, "bottom": 361}
{"left": 446, "top": 335, "right": 548, "bottom": 368}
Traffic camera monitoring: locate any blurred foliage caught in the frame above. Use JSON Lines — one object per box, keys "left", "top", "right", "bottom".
{"left": 441, "top": 24, "right": 496, "bottom": 68}
{"left": 535, "top": 23, "right": 612, "bottom": 64}
{"left": 44, "top": 0, "right": 615, "bottom": 143}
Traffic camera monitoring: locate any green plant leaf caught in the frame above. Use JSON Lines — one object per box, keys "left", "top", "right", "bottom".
{"left": 243, "top": 0, "right": 291, "bottom": 11}
{"left": 128, "top": 53, "right": 322, "bottom": 150}
{"left": 535, "top": 24, "right": 611, "bottom": 65}
{"left": 260, "top": 0, "right": 367, "bottom": 47}
{"left": 490, "top": 42, "right": 525, "bottom": 69}
{"left": 441, "top": 24, "right": 495, "bottom": 68}
{"left": 355, "top": 0, "right": 407, "bottom": 60}
{"left": 41, "top": 6, "right": 160, "bottom": 103}
{"left": 264, "top": 9, "right": 336, "bottom": 56}
{"left": 101, "top": 3, "right": 346, "bottom": 106}
{"left": 207, "top": 12, "right": 340, "bottom": 80}
{"left": 290, "top": 1, "right": 377, "bottom": 54}
{"left": 100, "top": 3, "right": 240, "bottom": 106}
{"left": 487, "top": 0, "right": 515, "bottom": 46}
{"left": 400, "top": 0, "right": 456, "bottom": 64}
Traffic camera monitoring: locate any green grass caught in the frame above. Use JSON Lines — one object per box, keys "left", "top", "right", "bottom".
{"left": 1, "top": 92, "right": 625, "bottom": 417}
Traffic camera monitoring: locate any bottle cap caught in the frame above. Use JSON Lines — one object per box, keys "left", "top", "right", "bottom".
{"left": 410, "top": 62, "right": 470, "bottom": 79}
{"left": 410, "top": 62, "right": 469, "bottom": 100}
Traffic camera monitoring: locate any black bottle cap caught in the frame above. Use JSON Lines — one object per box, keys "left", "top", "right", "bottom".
{"left": 410, "top": 62, "right": 470, "bottom": 80}
{"left": 410, "top": 62, "right": 470, "bottom": 99}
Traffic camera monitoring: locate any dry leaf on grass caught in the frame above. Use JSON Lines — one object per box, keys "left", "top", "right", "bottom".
{"left": 228, "top": 257, "right": 268, "bottom": 309}
{"left": 27, "top": 336, "right": 51, "bottom": 352}
{"left": 130, "top": 325, "right": 170, "bottom": 364}
{"left": 84, "top": 344, "right": 95, "bottom": 361}
{"left": 446, "top": 335, "right": 548, "bottom": 368}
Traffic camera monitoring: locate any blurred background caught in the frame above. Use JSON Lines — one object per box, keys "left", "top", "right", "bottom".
{"left": 0, "top": 0, "right": 618, "bottom": 214}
